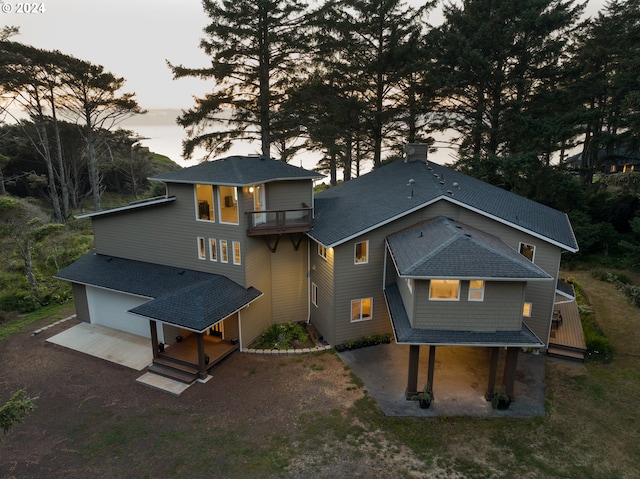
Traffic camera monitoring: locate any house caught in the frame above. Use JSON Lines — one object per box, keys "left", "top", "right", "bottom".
{"left": 563, "top": 146, "right": 640, "bottom": 174}
{"left": 56, "top": 145, "right": 578, "bottom": 404}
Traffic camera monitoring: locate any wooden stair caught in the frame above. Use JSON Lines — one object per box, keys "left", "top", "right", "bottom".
{"left": 547, "top": 344, "right": 585, "bottom": 363}
{"left": 148, "top": 357, "right": 199, "bottom": 384}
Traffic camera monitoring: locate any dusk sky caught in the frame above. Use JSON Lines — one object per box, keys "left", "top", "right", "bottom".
{"left": 3, "top": 0, "right": 609, "bottom": 113}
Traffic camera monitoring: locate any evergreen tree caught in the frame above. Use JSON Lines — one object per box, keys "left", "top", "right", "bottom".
{"left": 169, "top": 0, "right": 311, "bottom": 160}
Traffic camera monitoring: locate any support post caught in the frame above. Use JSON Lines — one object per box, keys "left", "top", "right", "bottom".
{"left": 485, "top": 347, "right": 500, "bottom": 401}
{"left": 426, "top": 345, "right": 436, "bottom": 393}
{"left": 196, "top": 333, "right": 207, "bottom": 380}
{"left": 503, "top": 347, "right": 519, "bottom": 398}
{"left": 150, "top": 320, "right": 159, "bottom": 360}
{"left": 405, "top": 345, "right": 420, "bottom": 399}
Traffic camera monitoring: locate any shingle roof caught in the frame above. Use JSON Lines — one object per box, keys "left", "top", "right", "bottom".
{"left": 310, "top": 159, "right": 578, "bottom": 252}
{"left": 150, "top": 155, "right": 324, "bottom": 186}
{"left": 55, "top": 253, "right": 262, "bottom": 332}
{"left": 386, "top": 217, "right": 552, "bottom": 280}
{"left": 385, "top": 283, "right": 544, "bottom": 347}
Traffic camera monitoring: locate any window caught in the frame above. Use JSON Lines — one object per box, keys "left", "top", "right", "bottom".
{"left": 351, "top": 298, "right": 372, "bottom": 322}
{"left": 468, "top": 280, "right": 485, "bottom": 301}
{"left": 209, "top": 239, "right": 217, "bottom": 261}
{"left": 429, "top": 280, "right": 460, "bottom": 300}
{"left": 311, "top": 282, "right": 318, "bottom": 307}
{"left": 220, "top": 240, "right": 228, "bottom": 263}
{"left": 197, "top": 237, "right": 206, "bottom": 260}
{"left": 523, "top": 302, "right": 532, "bottom": 317}
{"left": 318, "top": 243, "right": 328, "bottom": 260}
{"left": 218, "top": 185, "right": 239, "bottom": 224}
{"left": 233, "top": 241, "right": 241, "bottom": 265}
{"left": 354, "top": 240, "right": 368, "bottom": 264}
{"left": 195, "top": 184, "right": 215, "bottom": 221}
{"left": 519, "top": 242, "right": 535, "bottom": 262}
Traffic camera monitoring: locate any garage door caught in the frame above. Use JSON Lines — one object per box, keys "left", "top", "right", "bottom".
{"left": 86, "top": 286, "right": 152, "bottom": 338}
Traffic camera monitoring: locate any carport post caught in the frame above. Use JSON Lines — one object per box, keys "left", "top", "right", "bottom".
{"left": 405, "top": 345, "right": 420, "bottom": 399}
{"left": 426, "top": 346, "right": 436, "bottom": 393}
{"left": 149, "top": 321, "right": 159, "bottom": 360}
{"left": 503, "top": 347, "right": 519, "bottom": 398}
{"left": 485, "top": 347, "right": 500, "bottom": 401}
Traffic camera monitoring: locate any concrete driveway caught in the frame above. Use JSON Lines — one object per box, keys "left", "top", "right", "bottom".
{"left": 338, "top": 343, "right": 546, "bottom": 417}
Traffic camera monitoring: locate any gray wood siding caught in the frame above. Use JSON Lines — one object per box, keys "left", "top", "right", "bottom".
{"left": 92, "top": 183, "right": 246, "bottom": 285}
{"left": 271, "top": 238, "right": 308, "bottom": 324}
{"left": 413, "top": 280, "right": 525, "bottom": 331}
{"left": 223, "top": 314, "right": 240, "bottom": 341}
{"left": 162, "top": 324, "right": 182, "bottom": 345}
{"left": 309, "top": 241, "right": 336, "bottom": 344}
{"left": 242, "top": 235, "right": 273, "bottom": 346}
{"left": 72, "top": 283, "right": 90, "bottom": 322}
{"left": 266, "top": 180, "right": 314, "bottom": 211}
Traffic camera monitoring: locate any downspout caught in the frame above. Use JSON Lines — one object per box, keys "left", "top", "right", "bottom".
{"left": 238, "top": 310, "right": 243, "bottom": 352}
{"left": 306, "top": 236, "right": 311, "bottom": 323}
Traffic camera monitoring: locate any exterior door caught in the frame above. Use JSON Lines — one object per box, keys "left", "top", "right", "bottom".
{"left": 253, "top": 184, "right": 266, "bottom": 225}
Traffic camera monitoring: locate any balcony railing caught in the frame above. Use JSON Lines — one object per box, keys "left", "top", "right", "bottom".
{"left": 245, "top": 207, "right": 313, "bottom": 236}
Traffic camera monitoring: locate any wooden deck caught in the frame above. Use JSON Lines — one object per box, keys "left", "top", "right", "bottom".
{"left": 547, "top": 299, "right": 587, "bottom": 362}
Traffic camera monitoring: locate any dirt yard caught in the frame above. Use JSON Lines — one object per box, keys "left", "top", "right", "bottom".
{"left": 0, "top": 314, "right": 440, "bottom": 479}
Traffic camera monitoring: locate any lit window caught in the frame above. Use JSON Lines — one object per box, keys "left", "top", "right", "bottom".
{"left": 197, "top": 237, "right": 206, "bottom": 260}
{"left": 209, "top": 239, "right": 217, "bottom": 261}
{"left": 220, "top": 240, "right": 228, "bottom": 263}
{"left": 218, "top": 186, "right": 239, "bottom": 224}
{"left": 429, "top": 280, "right": 460, "bottom": 300}
{"left": 233, "top": 241, "right": 241, "bottom": 265}
{"left": 318, "top": 243, "right": 327, "bottom": 260}
{"left": 351, "top": 298, "right": 372, "bottom": 322}
{"left": 519, "top": 242, "right": 535, "bottom": 262}
{"left": 195, "top": 184, "right": 215, "bottom": 221}
{"left": 354, "top": 240, "right": 368, "bottom": 264}
{"left": 468, "top": 280, "right": 485, "bottom": 301}
{"left": 311, "top": 282, "right": 318, "bottom": 307}
{"left": 523, "top": 302, "right": 532, "bottom": 317}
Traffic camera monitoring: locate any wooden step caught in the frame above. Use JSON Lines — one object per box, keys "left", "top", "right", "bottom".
{"left": 547, "top": 345, "right": 585, "bottom": 362}
{"left": 148, "top": 363, "right": 198, "bottom": 384}
{"left": 154, "top": 356, "right": 200, "bottom": 374}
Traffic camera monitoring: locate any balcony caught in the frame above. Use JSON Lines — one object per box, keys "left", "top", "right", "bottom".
{"left": 245, "top": 207, "right": 313, "bottom": 236}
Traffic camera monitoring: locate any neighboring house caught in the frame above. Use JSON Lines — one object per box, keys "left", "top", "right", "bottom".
{"left": 56, "top": 145, "right": 578, "bottom": 403}
{"left": 564, "top": 147, "right": 640, "bottom": 174}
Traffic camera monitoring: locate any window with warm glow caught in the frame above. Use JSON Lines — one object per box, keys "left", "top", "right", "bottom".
{"left": 209, "top": 238, "right": 217, "bottom": 261}
{"left": 318, "top": 243, "right": 327, "bottom": 260}
{"left": 429, "top": 280, "right": 460, "bottom": 300}
{"left": 354, "top": 240, "right": 368, "bottom": 264}
{"left": 195, "top": 184, "right": 215, "bottom": 221}
{"left": 523, "top": 302, "right": 532, "bottom": 317}
{"left": 220, "top": 240, "right": 228, "bottom": 263}
{"left": 351, "top": 298, "right": 372, "bottom": 322}
{"left": 218, "top": 185, "right": 239, "bottom": 224}
{"left": 519, "top": 242, "right": 535, "bottom": 262}
{"left": 468, "top": 280, "right": 485, "bottom": 301}
{"left": 197, "top": 237, "right": 206, "bottom": 260}
{"left": 233, "top": 241, "right": 241, "bottom": 265}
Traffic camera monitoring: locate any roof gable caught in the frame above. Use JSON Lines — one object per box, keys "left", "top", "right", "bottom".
{"left": 310, "top": 159, "right": 578, "bottom": 252}
{"left": 386, "top": 217, "right": 551, "bottom": 279}
{"left": 150, "top": 155, "right": 324, "bottom": 186}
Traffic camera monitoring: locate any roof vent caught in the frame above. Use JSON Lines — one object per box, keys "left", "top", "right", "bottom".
{"left": 464, "top": 234, "right": 472, "bottom": 238}
{"left": 447, "top": 190, "right": 454, "bottom": 195}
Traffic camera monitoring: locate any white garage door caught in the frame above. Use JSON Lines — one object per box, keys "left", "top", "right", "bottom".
{"left": 86, "top": 286, "right": 152, "bottom": 338}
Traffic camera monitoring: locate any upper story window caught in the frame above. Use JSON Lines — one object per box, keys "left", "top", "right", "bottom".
{"left": 233, "top": 241, "right": 241, "bottom": 265}
{"left": 218, "top": 185, "right": 239, "bottom": 224}
{"left": 523, "top": 302, "right": 532, "bottom": 317}
{"left": 195, "top": 184, "right": 215, "bottom": 221}
{"left": 220, "top": 240, "right": 228, "bottom": 263}
{"left": 318, "top": 243, "right": 328, "bottom": 260}
{"left": 209, "top": 238, "right": 217, "bottom": 262}
{"left": 354, "top": 240, "right": 369, "bottom": 264}
{"left": 197, "top": 237, "right": 206, "bottom": 260}
{"left": 429, "top": 280, "right": 460, "bottom": 301}
{"left": 468, "top": 280, "right": 485, "bottom": 301}
{"left": 519, "top": 242, "right": 535, "bottom": 262}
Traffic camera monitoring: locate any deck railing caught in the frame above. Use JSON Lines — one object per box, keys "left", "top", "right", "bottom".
{"left": 245, "top": 207, "right": 313, "bottom": 236}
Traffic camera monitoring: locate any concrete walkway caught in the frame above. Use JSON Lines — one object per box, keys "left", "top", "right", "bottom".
{"left": 338, "top": 343, "right": 546, "bottom": 417}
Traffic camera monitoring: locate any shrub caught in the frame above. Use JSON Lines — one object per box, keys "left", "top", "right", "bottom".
{"left": 251, "top": 322, "right": 311, "bottom": 350}
{"left": 337, "top": 333, "right": 392, "bottom": 351}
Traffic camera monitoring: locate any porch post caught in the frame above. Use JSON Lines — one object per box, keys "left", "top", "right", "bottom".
{"left": 426, "top": 345, "right": 436, "bottom": 393}
{"left": 196, "top": 333, "right": 207, "bottom": 380}
{"left": 503, "top": 347, "right": 520, "bottom": 398}
{"left": 149, "top": 320, "right": 159, "bottom": 360}
{"left": 485, "top": 347, "right": 500, "bottom": 401}
{"left": 405, "top": 345, "right": 420, "bottom": 399}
